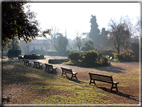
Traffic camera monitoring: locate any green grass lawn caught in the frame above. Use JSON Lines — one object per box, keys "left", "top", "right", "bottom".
{"left": 2, "top": 59, "right": 139, "bottom": 104}
{"left": 2, "top": 59, "right": 114, "bottom": 104}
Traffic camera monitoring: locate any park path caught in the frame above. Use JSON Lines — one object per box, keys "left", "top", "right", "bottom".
{"left": 21, "top": 55, "right": 139, "bottom": 81}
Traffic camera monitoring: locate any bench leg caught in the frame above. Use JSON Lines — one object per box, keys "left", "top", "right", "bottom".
{"left": 53, "top": 69, "right": 56, "bottom": 73}
{"left": 40, "top": 66, "right": 43, "bottom": 69}
{"left": 71, "top": 74, "right": 77, "bottom": 80}
{"left": 45, "top": 66, "right": 47, "bottom": 71}
{"left": 28, "top": 63, "right": 31, "bottom": 66}
{"left": 111, "top": 83, "right": 118, "bottom": 91}
{"left": 61, "top": 71, "right": 65, "bottom": 76}
{"left": 89, "top": 80, "right": 96, "bottom": 85}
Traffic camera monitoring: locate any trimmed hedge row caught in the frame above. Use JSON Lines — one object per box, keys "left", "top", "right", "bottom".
{"left": 24, "top": 54, "right": 44, "bottom": 59}
{"left": 48, "top": 59, "right": 69, "bottom": 64}
{"left": 7, "top": 49, "right": 21, "bottom": 57}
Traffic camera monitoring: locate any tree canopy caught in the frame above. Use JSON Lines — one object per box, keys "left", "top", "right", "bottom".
{"left": 55, "top": 33, "right": 68, "bottom": 53}
{"left": 107, "top": 17, "right": 131, "bottom": 54}
{"left": 81, "top": 40, "right": 94, "bottom": 51}
{"left": 2, "top": 1, "right": 45, "bottom": 47}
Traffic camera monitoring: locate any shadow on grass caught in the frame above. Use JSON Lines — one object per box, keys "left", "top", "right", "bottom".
{"left": 61, "top": 75, "right": 85, "bottom": 84}
{"left": 66, "top": 62, "right": 125, "bottom": 73}
{"left": 2, "top": 61, "right": 56, "bottom": 85}
{"left": 94, "top": 66, "right": 126, "bottom": 73}
{"left": 97, "top": 86, "right": 139, "bottom": 102}
{"left": 2, "top": 60, "right": 23, "bottom": 65}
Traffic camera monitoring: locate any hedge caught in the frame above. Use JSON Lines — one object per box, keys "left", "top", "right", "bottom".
{"left": 7, "top": 49, "right": 21, "bottom": 57}
{"left": 24, "top": 54, "right": 44, "bottom": 59}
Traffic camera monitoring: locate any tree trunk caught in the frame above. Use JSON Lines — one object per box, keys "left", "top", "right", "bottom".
{"left": 79, "top": 47, "right": 81, "bottom": 53}
{"left": 117, "top": 45, "right": 120, "bottom": 54}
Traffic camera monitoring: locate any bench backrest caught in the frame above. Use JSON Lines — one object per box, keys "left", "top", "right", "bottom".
{"left": 34, "top": 62, "right": 40, "bottom": 65}
{"left": 61, "top": 67, "right": 72, "bottom": 74}
{"left": 89, "top": 72, "right": 113, "bottom": 83}
{"left": 23, "top": 59, "right": 29, "bottom": 63}
{"left": 45, "top": 64, "right": 53, "bottom": 69}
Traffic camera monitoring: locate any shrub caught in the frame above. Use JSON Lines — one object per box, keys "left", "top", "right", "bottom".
{"left": 81, "top": 50, "right": 98, "bottom": 64}
{"left": 116, "top": 54, "right": 124, "bottom": 61}
{"left": 101, "top": 50, "right": 114, "bottom": 59}
{"left": 48, "top": 59, "right": 69, "bottom": 64}
{"left": 24, "top": 54, "right": 44, "bottom": 59}
{"left": 116, "top": 49, "right": 134, "bottom": 62}
{"left": 100, "top": 56, "right": 110, "bottom": 65}
{"left": 7, "top": 49, "right": 21, "bottom": 57}
{"left": 68, "top": 51, "right": 81, "bottom": 61}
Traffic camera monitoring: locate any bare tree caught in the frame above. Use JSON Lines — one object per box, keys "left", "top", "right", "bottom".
{"left": 73, "top": 31, "right": 85, "bottom": 52}
{"left": 107, "top": 17, "right": 131, "bottom": 54}
{"left": 43, "top": 26, "right": 60, "bottom": 50}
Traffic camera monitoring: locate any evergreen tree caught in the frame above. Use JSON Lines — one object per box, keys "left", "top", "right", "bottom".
{"left": 100, "top": 28, "right": 108, "bottom": 48}
{"left": 55, "top": 33, "right": 68, "bottom": 53}
{"left": 89, "top": 15, "right": 100, "bottom": 49}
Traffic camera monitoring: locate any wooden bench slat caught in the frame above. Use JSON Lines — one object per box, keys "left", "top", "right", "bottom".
{"left": 33, "top": 61, "right": 43, "bottom": 69}
{"left": 61, "top": 67, "right": 78, "bottom": 80}
{"left": 23, "top": 59, "right": 31, "bottom": 66}
{"left": 89, "top": 72, "right": 119, "bottom": 91}
{"left": 45, "top": 63, "right": 57, "bottom": 73}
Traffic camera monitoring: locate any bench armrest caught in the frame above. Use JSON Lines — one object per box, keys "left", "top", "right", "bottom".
{"left": 72, "top": 72, "right": 77, "bottom": 74}
{"left": 53, "top": 67, "right": 57, "bottom": 69}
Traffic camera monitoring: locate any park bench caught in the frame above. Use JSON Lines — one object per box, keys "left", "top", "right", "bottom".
{"left": 23, "top": 59, "right": 32, "bottom": 66}
{"left": 61, "top": 67, "right": 78, "bottom": 80}
{"left": 89, "top": 72, "right": 119, "bottom": 91}
{"left": 45, "top": 63, "right": 57, "bottom": 73}
{"left": 33, "top": 61, "right": 43, "bottom": 69}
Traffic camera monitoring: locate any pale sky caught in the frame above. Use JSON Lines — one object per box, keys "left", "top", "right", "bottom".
{"left": 24, "top": 3, "right": 140, "bottom": 40}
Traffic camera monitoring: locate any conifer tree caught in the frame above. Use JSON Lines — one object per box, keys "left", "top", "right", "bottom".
{"left": 89, "top": 15, "right": 100, "bottom": 49}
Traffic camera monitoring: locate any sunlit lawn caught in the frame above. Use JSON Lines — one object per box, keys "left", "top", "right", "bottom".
{"left": 2, "top": 59, "right": 139, "bottom": 104}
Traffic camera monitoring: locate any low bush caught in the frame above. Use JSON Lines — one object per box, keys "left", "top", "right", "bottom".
{"left": 48, "top": 59, "right": 69, "bottom": 64}
{"left": 7, "top": 49, "right": 21, "bottom": 57}
{"left": 68, "top": 51, "right": 81, "bottom": 61}
{"left": 116, "top": 49, "right": 134, "bottom": 62}
{"left": 101, "top": 50, "right": 114, "bottom": 59}
{"left": 99, "top": 56, "right": 110, "bottom": 65}
{"left": 81, "top": 50, "right": 98, "bottom": 64}
{"left": 24, "top": 54, "right": 44, "bottom": 59}
{"left": 68, "top": 50, "right": 110, "bottom": 67}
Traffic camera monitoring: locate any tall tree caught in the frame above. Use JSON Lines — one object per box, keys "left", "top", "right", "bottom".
{"left": 107, "top": 17, "right": 131, "bottom": 54}
{"left": 55, "top": 33, "right": 68, "bottom": 53}
{"left": 89, "top": 15, "right": 100, "bottom": 48}
{"left": 100, "top": 28, "right": 108, "bottom": 48}
{"left": 74, "top": 32, "right": 85, "bottom": 52}
{"left": 43, "top": 26, "right": 59, "bottom": 50}
{"left": 2, "top": 2, "right": 50, "bottom": 47}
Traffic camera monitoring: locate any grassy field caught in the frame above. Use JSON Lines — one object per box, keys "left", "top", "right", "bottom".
{"left": 2, "top": 59, "right": 140, "bottom": 105}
